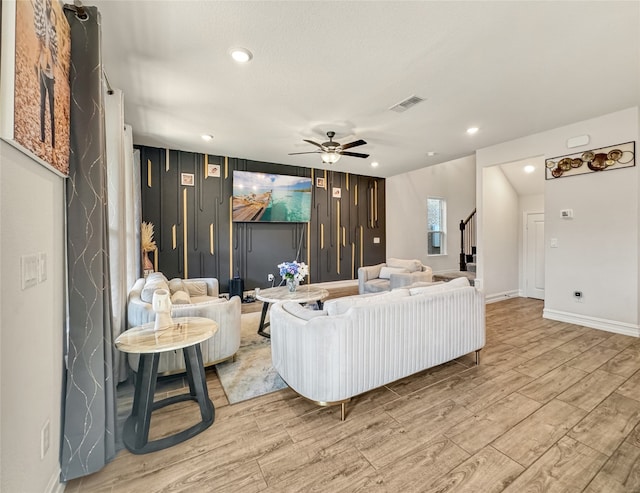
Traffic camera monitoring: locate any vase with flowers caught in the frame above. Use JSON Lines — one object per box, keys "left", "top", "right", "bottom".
{"left": 141, "top": 221, "right": 157, "bottom": 276}
{"left": 278, "top": 260, "right": 308, "bottom": 292}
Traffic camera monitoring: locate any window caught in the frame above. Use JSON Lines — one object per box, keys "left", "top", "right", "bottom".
{"left": 427, "top": 197, "right": 446, "bottom": 255}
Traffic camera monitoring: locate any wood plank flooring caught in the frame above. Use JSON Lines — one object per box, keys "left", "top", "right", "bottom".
{"left": 66, "top": 298, "right": 640, "bottom": 492}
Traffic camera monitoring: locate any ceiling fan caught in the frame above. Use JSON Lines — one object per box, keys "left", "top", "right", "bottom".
{"left": 289, "top": 131, "right": 369, "bottom": 164}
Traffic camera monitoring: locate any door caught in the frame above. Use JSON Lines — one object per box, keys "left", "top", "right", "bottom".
{"left": 525, "top": 212, "right": 545, "bottom": 299}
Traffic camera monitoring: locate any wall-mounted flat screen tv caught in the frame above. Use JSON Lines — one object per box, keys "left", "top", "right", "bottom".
{"left": 232, "top": 170, "right": 312, "bottom": 222}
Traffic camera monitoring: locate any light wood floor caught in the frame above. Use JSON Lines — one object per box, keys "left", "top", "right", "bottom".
{"left": 67, "top": 298, "right": 640, "bottom": 492}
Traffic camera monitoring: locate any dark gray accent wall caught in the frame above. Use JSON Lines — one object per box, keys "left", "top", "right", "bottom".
{"left": 138, "top": 145, "right": 385, "bottom": 292}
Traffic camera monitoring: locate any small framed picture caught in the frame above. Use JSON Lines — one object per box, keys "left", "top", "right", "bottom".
{"left": 181, "top": 173, "right": 195, "bottom": 186}
{"left": 332, "top": 187, "right": 342, "bottom": 198}
{"left": 316, "top": 177, "right": 325, "bottom": 188}
{"left": 207, "top": 164, "right": 221, "bottom": 178}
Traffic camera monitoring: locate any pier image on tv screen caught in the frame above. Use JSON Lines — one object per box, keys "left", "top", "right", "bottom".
{"left": 232, "top": 170, "right": 312, "bottom": 222}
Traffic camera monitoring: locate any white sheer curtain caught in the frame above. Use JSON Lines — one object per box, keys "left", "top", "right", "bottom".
{"left": 105, "top": 89, "right": 140, "bottom": 382}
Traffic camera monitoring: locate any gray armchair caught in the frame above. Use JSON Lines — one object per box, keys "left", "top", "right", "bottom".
{"left": 358, "top": 258, "right": 433, "bottom": 294}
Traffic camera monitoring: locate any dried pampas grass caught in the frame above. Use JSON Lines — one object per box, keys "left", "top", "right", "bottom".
{"left": 141, "top": 221, "right": 157, "bottom": 252}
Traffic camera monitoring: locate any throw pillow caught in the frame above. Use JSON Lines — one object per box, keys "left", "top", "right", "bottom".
{"left": 379, "top": 266, "right": 409, "bottom": 279}
{"left": 146, "top": 272, "right": 168, "bottom": 284}
{"left": 185, "top": 281, "right": 208, "bottom": 297}
{"left": 282, "top": 302, "right": 328, "bottom": 321}
{"left": 170, "top": 290, "right": 191, "bottom": 305}
{"left": 168, "top": 278, "right": 186, "bottom": 294}
{"left": 387, "top": 258, "right": 422, "bottom": 273}
{"left": 140, "top": 278, "right": 170, "bottom": 303}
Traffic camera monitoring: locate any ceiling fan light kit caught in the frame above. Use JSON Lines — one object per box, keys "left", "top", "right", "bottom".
{"left": 321, "top": 151, "right": 341, "bottom": 164}
{"left": 289, "top": 130, "right": 369, "bottom": 165}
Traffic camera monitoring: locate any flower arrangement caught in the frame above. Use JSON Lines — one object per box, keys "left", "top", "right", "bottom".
{"left": 278, "top": 260, "right": 308, "bottom": 282}
{"left": 141, "top": 221, "right": 157, "bottom": 253}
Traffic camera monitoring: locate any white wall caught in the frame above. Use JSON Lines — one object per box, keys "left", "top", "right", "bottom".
{"left": 481, "top": 166, "right": 519, "bottom": 300}
{"left": 386, "top": 155, "right": 476, "bottom": 273}
{"left": 518, "top": 193, "right": 544, "bottom": 295}
{"left": 477, "top": 106, "right": 640, "bottom": 334}
{"left": 0, "top": 142, "right": 65, "bottom": 492}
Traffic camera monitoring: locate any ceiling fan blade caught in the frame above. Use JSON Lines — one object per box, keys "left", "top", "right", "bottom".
{"left": 340, "top": 139, "right": 367, "bottom": 150}
{"left": 303, "top": 139, "right": 324, "bottom": 149}
{"left": 288, "top": 151, "right": 320, "bottom": 155}
{"left": 340, "top": 151, "right": 370, "bottom": 158}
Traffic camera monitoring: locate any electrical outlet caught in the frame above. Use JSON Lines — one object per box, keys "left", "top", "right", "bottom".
{"left": 41, "top": 419, "right": 50, "bottom": 460}
{"left": 574, "top": 291, "right": 583, "bottom": 302}
{"left": 267, "top": 273, "right": 274, "bottom": 282}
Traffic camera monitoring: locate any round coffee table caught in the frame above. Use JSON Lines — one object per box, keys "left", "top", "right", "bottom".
{"left": 255, "top": 285, "right": 330, "bottom": 338}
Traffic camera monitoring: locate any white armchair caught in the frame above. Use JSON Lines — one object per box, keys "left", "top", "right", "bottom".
{"left": 126, "top": 274, "right": 241, "bottom": 375}
{"left": 358, "top": 258, "right": 433, "bottom": 294}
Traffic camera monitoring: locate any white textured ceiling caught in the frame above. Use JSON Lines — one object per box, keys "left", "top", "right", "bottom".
{"left": 93, "top": 1, "right": 640, "bottom": 178}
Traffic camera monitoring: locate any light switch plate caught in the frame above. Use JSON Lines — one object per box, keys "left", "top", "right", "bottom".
{"left": 21, "top": 254, "right": 38, "bottom": 290}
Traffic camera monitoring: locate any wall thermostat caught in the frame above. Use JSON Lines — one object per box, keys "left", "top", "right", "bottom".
{"left": 560, "top": 209, "right": 573, "bottom": 219}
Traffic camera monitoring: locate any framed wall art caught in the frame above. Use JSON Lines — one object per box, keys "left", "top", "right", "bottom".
{"left": 207, "top": 164, "right": 220, "bottom": 178}
{"left": 181, "top": 173, "right": 195, "bottom": 186}
{"left": 0, "top": 0, "right": 71, "bottom": 176}
{"left": 545, "top": 141, "right": 635, "bottom": 180}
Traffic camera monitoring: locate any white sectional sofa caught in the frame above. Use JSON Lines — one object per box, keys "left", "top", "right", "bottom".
{"left": 269, "top": 277, "right": 485, "bottom": 419}
{"left": 127, "top": 273, "right": 241, "bottom": 375}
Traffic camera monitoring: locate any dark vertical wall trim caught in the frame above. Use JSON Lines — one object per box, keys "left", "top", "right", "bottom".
{"left": 138, "top": 145, "right": 385, "bottom": 291}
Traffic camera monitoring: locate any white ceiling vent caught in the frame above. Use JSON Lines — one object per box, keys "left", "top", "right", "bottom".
{"left": 389, "top": 95, "right": 425, "bottom": 113}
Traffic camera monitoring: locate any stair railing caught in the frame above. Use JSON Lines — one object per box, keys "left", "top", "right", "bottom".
{"left": 459, "top": 208, "right": 476, "bottom": 271}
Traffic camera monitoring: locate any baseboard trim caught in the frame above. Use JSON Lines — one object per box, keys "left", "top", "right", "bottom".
{"left": 47, "top": 469, "right": 64, "bottom": 493}
{"left": 485, "top": 290, "right": 520, "bottom": 304}
{"left": 543, "top": 308, "right": 640, "bottom": 337}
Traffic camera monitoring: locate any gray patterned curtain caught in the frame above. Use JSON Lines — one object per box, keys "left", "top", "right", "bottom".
{"left": 60, "top": 5, "right": 117, "bottom": 481}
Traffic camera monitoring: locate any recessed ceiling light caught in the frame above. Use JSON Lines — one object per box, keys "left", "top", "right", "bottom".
{"left": 230, "top": 47, "right": 253, "bottom": 63}
{"left": 427, "top": 151, "right": 437, "bottom": 157}
{"left": 466, "top": 127, "right": 479, "bottom": 135}
{"left": 371, "top": 161, "right": 379, "bottom": 168}
{"left": 201, "top": 134, "right": 214, "bottom": 141}
{"left": 524, "top": 165, "right": 535, "bottom": 173}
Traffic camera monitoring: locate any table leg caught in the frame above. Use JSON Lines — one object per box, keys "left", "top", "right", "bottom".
{"left": 257, "top": 301, "right": 271, "bottom": 338}
{"left": 183, "top": 344, "right": 214, "bottom": 422}
{"left": 125, "top": 352, "right": 159, "bottom": 451}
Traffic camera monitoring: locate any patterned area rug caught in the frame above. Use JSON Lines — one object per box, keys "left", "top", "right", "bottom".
{"left": 215, "top": 311, "right": 287, "bottom": 404}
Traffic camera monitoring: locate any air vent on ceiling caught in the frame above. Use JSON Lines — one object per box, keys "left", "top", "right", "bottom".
{"left": 389, "top": 95, "right": 425, "bottom": 113}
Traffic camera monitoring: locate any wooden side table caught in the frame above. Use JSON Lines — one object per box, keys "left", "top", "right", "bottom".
{"left": 254, "top": 285, "right": 329, "bottom": 338}
{"left": 115, "top": 317, "right": 218, "bottom": 454}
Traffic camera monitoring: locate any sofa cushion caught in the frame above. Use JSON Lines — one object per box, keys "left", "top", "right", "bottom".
{"left": 171, "top": 290, "right": 192, "bottom": 305}
{"left": 364, "top": 278, "right": 391, "bottom": 293}
{"left": 140, "top": 277, "right": 170, "bottom": 303}
{"left": 409, "top": 276, "right": 470, "bottom": 296}
{"left": 387, "top": 258, "right": 422, "bottom": 273}
{"left": 185, "top": 281, "right": 208, "bottom": 297}
{"left": 379, "top": 266, "right": 409, "bottom": 279}
{"left": 282, "top": 301, "right": 328, "bottom": 321}
{"left": 325, "top": 288, "right": 410, "bottom": 316}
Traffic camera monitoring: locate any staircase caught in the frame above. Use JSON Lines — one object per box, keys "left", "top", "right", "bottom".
{"left": 433, "top": 208, "right": 477, "bottom": 285}
{"left": 459, "top": 209, "right": 476, "bottom": 272}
